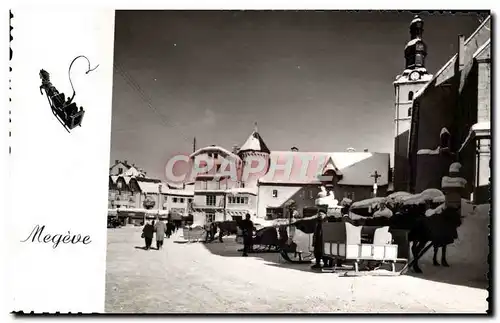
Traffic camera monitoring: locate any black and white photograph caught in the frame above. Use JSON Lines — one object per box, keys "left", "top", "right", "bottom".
{"left": 104, "top": 10, "right": 491, "bottom": 313}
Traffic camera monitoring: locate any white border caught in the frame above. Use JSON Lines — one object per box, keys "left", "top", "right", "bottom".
{"left": 1, "top": 0, "right": 497, "bottom": 319}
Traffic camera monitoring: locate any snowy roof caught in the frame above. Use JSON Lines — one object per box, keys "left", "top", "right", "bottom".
{"left": 442, "top": 176, "right": 467, "bottom": 189}
{"left": 410, "top": 16, "right": 423, "bottom": 25}
{"left": 449, "top": 162, "right": 462, "bottom": 173}
{"left": 472, "top": 122, "right": 490, "bottom": 132}
{"left": 258, "top": 151, "right": 389, "bottom": 186}
{"left": 402, "top": 188, "right": 444, "bottom": 205}
{"left": 473, "top": 38, "right": 491, "bottom": 59}
{"left": 405, "top": 37, "right": 423, "bottom": 49}
{"left": 351, "top": 197, "right": 386, "bottom": 209}
{"left": 189, "top": 145, "right": 241, "bottom": 160}
{"left": 414, "top": 16, "right": 491, "bottom": 100}
{"left": 239, "top": 131, "right": 270, "bottom": 154}
{"left": 137, "top": 181, "right": 161, "bottom": 194}
{"left": 459, "top": 122, "right": 491, "bottom": 152}
{"left": 394, "top": 70, "right": 433, "bottom": 84}
{"left": 225, "top": 187, "right": 258, "bottom": 196}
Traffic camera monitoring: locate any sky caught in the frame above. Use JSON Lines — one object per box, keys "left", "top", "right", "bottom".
{"left": 110, "top": 10, "right": 483, "bottom": 180}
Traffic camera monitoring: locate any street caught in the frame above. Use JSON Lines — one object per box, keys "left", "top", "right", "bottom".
{"left": 105, "top": 227, "right": 488, "bottom": 313}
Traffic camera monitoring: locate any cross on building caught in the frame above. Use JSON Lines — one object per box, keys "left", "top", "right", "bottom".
{"left": 371, "top": 170, "right": 381, "bottom": 197}
{"left": 371, "top": 170, "right": 381, "bottom": 184}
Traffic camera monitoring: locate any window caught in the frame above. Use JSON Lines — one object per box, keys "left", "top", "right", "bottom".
{"left": 188, "top": 198, "right": 193, "bottom": 203}
{"left": 118, "top": 167, "right": 123, "bottom": 174}
{"left": 172, "top": 197, "right": 178, "bottom": 203}
{"left": 206, "top": 195, "right": 216, "bottom": 206}
{"left": 407, "top": 107, "right": 412, "bottom": 117}
{"left": 206, "top": 212, "right": 215, "bottom": 223}
{"left": 266, "top": 208, "right": 284, "bottom": 220}
{"left": 272, "top": 190, "right": 278, "bottom": 198}
{"left": 214, "top": 153, "right": 218, "bottom": 159}
{"left": 408, "top": 91, "right": 414, "bottom": 101}
{"left": 229, "top": 196, "right": 249, "bottom": 204}
{"left": 179, "top": 198, "right": 185, "bottom": 203}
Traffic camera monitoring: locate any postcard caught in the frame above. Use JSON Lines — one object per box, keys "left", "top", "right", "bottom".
{"left": 8, "top": 7, "right": 492, "bottom": 314}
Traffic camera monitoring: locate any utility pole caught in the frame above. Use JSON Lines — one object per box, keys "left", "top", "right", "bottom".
{"left": 193, "top": 137, "right": 196, "bottom": 153}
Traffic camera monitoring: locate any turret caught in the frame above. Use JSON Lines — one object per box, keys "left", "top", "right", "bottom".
{"left": 238, "top": 123, "right": 271, "bottom": 188}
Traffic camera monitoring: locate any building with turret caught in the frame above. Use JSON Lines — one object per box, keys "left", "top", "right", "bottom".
{"left": 189, "top": 126, "right": 390, "bottom": 225}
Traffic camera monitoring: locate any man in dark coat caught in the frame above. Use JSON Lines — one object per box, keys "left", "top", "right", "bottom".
{"left": 311, "top": 212, "right": 332, "bottom": 269}
{"left": 142, "top": 220, "right": 155, "bottom": 250}
{"left": 239, "top": 213, "right": 254, "bottom": 256}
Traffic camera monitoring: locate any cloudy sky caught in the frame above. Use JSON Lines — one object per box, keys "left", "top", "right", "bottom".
{"left": 110, "top": 10, "right": 483, "bottom": 180}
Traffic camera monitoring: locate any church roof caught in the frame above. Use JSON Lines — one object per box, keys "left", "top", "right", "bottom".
{"left": 413, "top": 16, "right": 491, "bottom": 101}
{"left": 258, "top": 151, "right": 389, "bottom": 186}
{"left": 239, "top": 130, "right": 270, "bottom": 154}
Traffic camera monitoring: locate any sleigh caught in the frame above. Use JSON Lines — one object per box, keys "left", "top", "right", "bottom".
{"left": 50, "top": 96, "right": 85, "bottom": 132}
{"left": 39, "top": 56, "right": 98, "bottom": 132}
{"left": 321, "top": 222, "right": 410, "bottom": 275}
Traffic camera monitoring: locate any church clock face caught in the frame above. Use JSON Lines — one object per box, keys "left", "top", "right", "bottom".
{"left": 409, "top": 71, "right": 420, "bottom": 81}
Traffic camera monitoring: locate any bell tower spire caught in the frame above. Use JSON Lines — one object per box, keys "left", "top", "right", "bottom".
{"left": 392, "top": 15, "right": 433, "bottom": 192}
{"left": 405, "top": 15, "right": 428, "bottom": 71}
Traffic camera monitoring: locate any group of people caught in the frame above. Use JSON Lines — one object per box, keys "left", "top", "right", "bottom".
{"left": 141, "top": 218, "right": 177, "bottom": 250}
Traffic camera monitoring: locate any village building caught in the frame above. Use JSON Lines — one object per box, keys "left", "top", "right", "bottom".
{"left": 405, "top": 16, "right": 491, "bottom": 204}
{"left": 108, "top": 160, "right": 194, "bottom": 225}
{"left": 190, "top": 126, "right": 390, "bottom": 224}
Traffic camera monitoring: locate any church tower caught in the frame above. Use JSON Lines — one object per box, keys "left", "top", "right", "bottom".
{"left": 393, "top": 15, "right": 433, "bottom": 191}
{"left": 238, "top": 123, "right": 271, "bottom": 189}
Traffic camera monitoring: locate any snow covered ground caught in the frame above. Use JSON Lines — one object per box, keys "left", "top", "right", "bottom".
{"left": 105, "top": 224, "right": 488, "bottom": 313}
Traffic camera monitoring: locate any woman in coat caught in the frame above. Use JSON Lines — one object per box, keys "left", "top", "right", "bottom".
{"left": 154, "top": 218, "right": 167, "bottom": 250}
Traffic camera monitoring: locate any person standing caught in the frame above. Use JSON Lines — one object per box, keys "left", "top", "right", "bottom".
{"left": 142, "top": 220, "right": 155, "bottom": 250}
{"left": 154, "top": 217, "right": 167, "bottom": 250}
{"left": 311, "top": 212, "right": 326, "bottom": 269}
{"left": 239, "top": 213, "right": 254, "bottom": 257}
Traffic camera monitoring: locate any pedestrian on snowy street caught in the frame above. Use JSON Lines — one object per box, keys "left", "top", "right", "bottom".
{"left": 239, "top": 213, "right": 254, "bottom": 256}
{"left": 154, "top": 217, "right": 166, "bottom": 250}
{"left": 142, "top": 220, "right": 155, "bottom": 250}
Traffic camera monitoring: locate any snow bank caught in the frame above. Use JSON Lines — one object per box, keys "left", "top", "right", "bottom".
{"left": 449, "top": 162, "right": 462, "bottom": 173}
{"left": 419, "top": 203, "right": 490, "bottom": 282}
{"left": 440, "top": 127, "right": 450, "bottom": 136}
{"left": 417, "top": 147, "right": 441, "bottom": 155}
{"left": 442, "top": 176, "right": 467, "bottom": 188}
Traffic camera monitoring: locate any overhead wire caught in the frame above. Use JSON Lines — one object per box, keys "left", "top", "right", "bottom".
{"left": 113, "top": 61, "right": 193, "bottom": 146}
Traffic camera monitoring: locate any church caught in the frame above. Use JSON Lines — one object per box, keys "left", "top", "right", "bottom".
{"left": 392, "top": 15, "right": 491, "bottom": 204}
{"left": 188, "top": 126, "right": 390, "bottom": 224}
